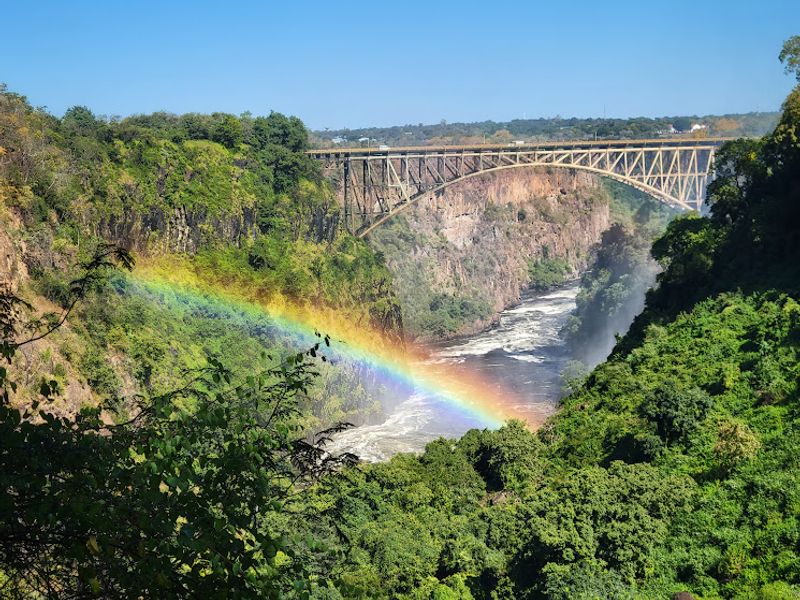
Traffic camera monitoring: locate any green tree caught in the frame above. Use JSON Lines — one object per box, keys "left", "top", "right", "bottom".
{"left": 705, "top": 138, "right": 766, "bottom": 225}
{"left": 252, "top": 113, "right": 309, "bottom": 152}
{"left": 714, "top": 419, "right": 760, "bottom": 472}
{"left": 779, "top": 35, "right": 800, "bottom": 81}
{"left": 180, "top": 112, "right": 212, "bottom": 140}
{"left": 516, "top": 462, "right": 694, "bottom": 587}
{"left": 640, "top": 381, "right": 712, "bottom": 446}
{"left": 211, "top": 113, "right": 244, "bottom": 148}
{"left": 649, "top": 215, "right": 719, "bottom": 303}
{"left": 672, "top": 117, "right": 693, "bottom": 132}
{"left": 62, "top": 105, "right": 104, "bottom": 137}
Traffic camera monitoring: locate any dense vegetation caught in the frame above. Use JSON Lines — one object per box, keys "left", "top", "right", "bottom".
{"left": 285, "top": 42, "right": 800, "bottom": 598}
{"left": 527, "top": 257, "right": 571, "bottom": 291}
{"left": 1, "top": 37, "right": 799, "bottom": 600}
{"left": 0, "top": 250, "right": 359, "bottom": 596}
{"left": 314, "top": 111, "right": 778, "bottom": 148}
{"left": 0, "top": 85, "right": 402, "bottom": 427}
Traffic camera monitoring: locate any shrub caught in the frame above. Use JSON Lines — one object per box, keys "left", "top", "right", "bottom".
{"left": 640, "top": 381, "right": 713, "bottom": 446}
{"left": 714, "top": 419, "right": 760, "bottom": 472}
{"left": 79, "top": 348, "right": 121, "bottom": 397}
{"left": 528, "top": 258, "right": 571, "bottom": 290}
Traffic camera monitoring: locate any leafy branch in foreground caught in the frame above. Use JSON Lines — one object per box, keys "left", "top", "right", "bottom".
{"left": 0, "top": 244, "right": 355, "bottom": 598}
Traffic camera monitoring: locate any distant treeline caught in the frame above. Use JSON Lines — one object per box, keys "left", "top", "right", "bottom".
{"left": 313, "top": 111, "right": 780, "bottom": 147}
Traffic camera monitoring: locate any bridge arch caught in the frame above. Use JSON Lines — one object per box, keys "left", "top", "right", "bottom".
{"left": 358, "top": 162, "right": 692, "bottom": 238}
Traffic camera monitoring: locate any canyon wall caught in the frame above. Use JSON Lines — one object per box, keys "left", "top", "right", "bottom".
{"left": 369, "top": 167, "right": 611, "bottom": 339}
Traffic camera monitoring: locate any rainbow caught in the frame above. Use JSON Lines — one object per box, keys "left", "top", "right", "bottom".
{"left": 122, "top": 265, "right": 540, "bottom": 430}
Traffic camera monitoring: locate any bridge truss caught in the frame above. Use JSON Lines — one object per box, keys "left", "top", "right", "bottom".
{"left": 309, "top": 138, "right": 728, "bottom": 237}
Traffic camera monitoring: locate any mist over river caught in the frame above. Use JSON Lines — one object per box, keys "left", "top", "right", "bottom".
{"left": 330, "top": 282, "right": 580, "bottom": 462}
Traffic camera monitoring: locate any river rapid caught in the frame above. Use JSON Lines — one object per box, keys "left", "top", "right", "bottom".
{"left": 330, "top": 282, "right": 580, "bottom": 462}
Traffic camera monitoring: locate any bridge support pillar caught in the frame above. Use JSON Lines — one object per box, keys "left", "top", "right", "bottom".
{"left": 343, "top": 159, "right": 358, "bottom": 234}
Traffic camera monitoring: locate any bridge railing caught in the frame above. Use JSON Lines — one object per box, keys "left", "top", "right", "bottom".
{"left": 307, "top": 136, "right": 734, "bottom": 157}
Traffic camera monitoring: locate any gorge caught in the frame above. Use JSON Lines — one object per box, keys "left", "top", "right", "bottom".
{"left": 2, "top": 31, "right": 799, "bottom": 598}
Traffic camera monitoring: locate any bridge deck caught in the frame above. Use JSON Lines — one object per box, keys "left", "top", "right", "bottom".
{"left": 308, "top": 136, "right": 734, "bottom": 157}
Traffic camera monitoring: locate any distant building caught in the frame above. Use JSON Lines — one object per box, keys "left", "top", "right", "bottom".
{"left": 690, "top": 123, "right": 708, "bottom": 132}
{"left": 378, "top": 144, "right": 390, "bottom": 150}
{"left": 512, "top": 140, "right": 525, "bottom": 146}
{"left": 331, "top": 136, "right": 347, "bottom": 144}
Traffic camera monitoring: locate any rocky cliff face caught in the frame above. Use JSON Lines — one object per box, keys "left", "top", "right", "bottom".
{"left": 78, "top": 204, "right": 258, "bottom": 255}
{"left": 370, "top": 168, "right": 611, "bottom": 339}
{"left": 84, "top": 201, "right": 341, "bottom": 256}
{"left": 0, "top": 211, "right": 27, "bottom": 294}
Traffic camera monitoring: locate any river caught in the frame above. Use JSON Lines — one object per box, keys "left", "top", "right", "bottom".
{"left": 330, "top": 281, "right": 580, "bottom": 462}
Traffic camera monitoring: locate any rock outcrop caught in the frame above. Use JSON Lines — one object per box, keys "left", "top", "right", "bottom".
{"left": 87, "top": 204, "right": 259, "bottom": 255}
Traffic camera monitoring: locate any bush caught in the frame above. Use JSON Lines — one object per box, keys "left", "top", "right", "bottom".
{"left": 714, "top": 419, "right": 760, "bottom": 472}
{"left": 36, "top": 271, "right": 72, "bottom": 308}
{"left": 528, "top": 258, "right": 571, "bottom": 290}
{"left": 79, "top": 348, "right": 121, "bottom": 397}
{"left": 419, "top": 294, "right": 492, "bottom": 337}
{"left": 640, "top": 381, "right": 712, "bottom": 446}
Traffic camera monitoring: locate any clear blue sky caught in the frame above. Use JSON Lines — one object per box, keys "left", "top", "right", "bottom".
{"left": 1, "top": 0, "right": 798, "bottom": 129}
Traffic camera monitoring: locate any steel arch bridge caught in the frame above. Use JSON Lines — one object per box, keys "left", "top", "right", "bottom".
{"left": 308, "top": 137, "right": 730, "bottom": 237}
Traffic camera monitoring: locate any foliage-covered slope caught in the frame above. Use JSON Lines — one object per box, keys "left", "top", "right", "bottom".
{"left": 283, "top": 60, "right": 800, "bottom": 599}
{"left": 0, "top": 85, "right": 402, "bottom": 426}
{"left": 292, "top": 289, "right": 797, "bottom": 599}
{"left": 0, "top": 84, "right": 407, "bottom": 596}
